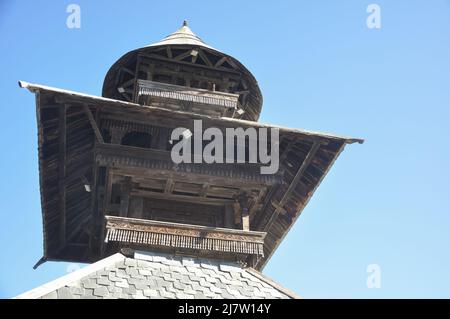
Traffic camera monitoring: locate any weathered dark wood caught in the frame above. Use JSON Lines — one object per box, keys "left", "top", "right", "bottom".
{"left": 58, "top": 104, "right": 67, "bottom": 249}
{"left": 263, "top": 142, "right": 321, "bottom": 232}
{"left": 119, "top": 177, "right": 131, "bottom": 217}
{"left": 83, "top": 104, "right": 104, "bottom": 143}
{"left": 131, "top": 189, "right": 234, "bottom": 205}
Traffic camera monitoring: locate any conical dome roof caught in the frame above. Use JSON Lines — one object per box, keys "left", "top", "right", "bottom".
{"left": 146, "top": 20, "right": 215, "bottom": 50}
{"left": 102, "top": 22, "right": 263, "bottom": 121}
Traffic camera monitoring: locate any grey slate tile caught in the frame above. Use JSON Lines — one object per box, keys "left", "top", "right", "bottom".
{"left": 20, "top": 252, "right": 293, "bottom": 299}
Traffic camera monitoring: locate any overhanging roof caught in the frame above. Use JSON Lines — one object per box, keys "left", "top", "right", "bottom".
{"left": 19, "top": 80, "right": 363, "bottom": 270}
{"left": 19, "top": 81, "right": 363, "bottom": 144}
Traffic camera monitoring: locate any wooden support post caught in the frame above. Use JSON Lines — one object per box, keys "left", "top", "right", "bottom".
{"left": 215, "top": 56, "right": 227, "bottom": 67}
{"left": 157, "top": 127, "right": 169, "bottom": 150}
{"left": 128, "top": 196, "right": 144, "bottom": 219}
{"left": 233, "top": 200, "right": 241, "bottom": 225}
{"left": 110, "top": 128, "right": 124, "bottom": 144}
{"left": 242, "top": 209, "right": 250, "bottom": 231}
{"left": 224, "top": 204, "right": 235, "bottom": 228}
{"left": 119, "top": 177, "right": 132, "bottom": 217}
{"left": 238, "top": 193, "right": 251, "bottom": 231}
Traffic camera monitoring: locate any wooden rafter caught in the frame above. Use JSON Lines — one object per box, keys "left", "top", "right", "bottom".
{"left": 214, "top": 56, "right": 227, "bottom": 67}
{"left": 263, "top": 142, "right": 322, "bottom": 232}
{"left": 198, "top": 50, "right": 213, "bottom": 67}
{"left": 279, "top": 137, "right": 297, "bottom": 163}
{"left": 121, "top": 67, "right": 135, "bottom": 76}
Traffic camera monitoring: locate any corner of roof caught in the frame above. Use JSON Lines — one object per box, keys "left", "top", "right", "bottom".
{"left": 14, "top": 253, "right": 126, "bottom": 299}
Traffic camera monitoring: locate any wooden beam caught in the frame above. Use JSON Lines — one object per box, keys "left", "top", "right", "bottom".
{"left": 83, "top": 104, "right": 104, "bottom": 143}
{"left": 106, "top": 164, "right": 275, "bottom": 188}
{"left": 270, "top": 200, "right": 286, "bottom": 215}
{"left": 131, "top": 189, "right": 234, "bottom": 205}
{"left": 121, "top": 67, "right": 135, "bottom": 76}
{"left": 214, "top": 56, "right": 227, "bottom": 67}
{"left": 139, "top": 53, "right": 241, "bottom": 75}
{"left": 198, "top": 50, "right": 213, "bottom": 67}
{"left": 58, "top": 104, "right": 67, "bottom": 249}
{"left": 174, "top": 50, "right": 193, "bottom": 61}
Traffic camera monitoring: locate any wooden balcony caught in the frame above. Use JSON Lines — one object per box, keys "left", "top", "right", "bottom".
{"left": 104, "top": 215, "right": 266, "bottom": 257}
{"left": 135, "top": 79, "right": 239, "bottom": 117}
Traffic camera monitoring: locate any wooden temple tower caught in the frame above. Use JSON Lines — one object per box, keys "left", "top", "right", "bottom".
{"left": 20, "top": 22, "right": 363, "bottom": 271}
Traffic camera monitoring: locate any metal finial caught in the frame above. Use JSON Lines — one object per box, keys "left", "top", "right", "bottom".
{"left": 183, "top": 20, "right": 188, "bottom": 27}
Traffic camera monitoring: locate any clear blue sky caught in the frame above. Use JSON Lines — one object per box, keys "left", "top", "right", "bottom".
{"left": 1, "top": 0, "right": 450, "bottom": 298}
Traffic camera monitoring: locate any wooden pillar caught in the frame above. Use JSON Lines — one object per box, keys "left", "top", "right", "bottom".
{"left": 128, "top": 196, "right": 144, "bottom": 219}
{"left": 111, "top": 128, "right": 125, "bottom": 144}
{"left": 224, "top": 204, "right": 234, "bottom": 228}
{"left": 237, "top": 193, "right": 251, "bottom": 231}
{"left": 119, "top": 178, "right": 132, "bottom": 217}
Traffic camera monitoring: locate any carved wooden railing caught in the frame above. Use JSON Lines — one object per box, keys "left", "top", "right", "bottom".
{"left": 105, "top": 215, "right": 266, "bottom": 257}
{"left": 135, "top": 80, "right": 239, "bottom": 115}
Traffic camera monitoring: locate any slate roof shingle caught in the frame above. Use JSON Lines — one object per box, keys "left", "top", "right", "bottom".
{"left": 16, "top": 251, "right": 299, "bottom": 299}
